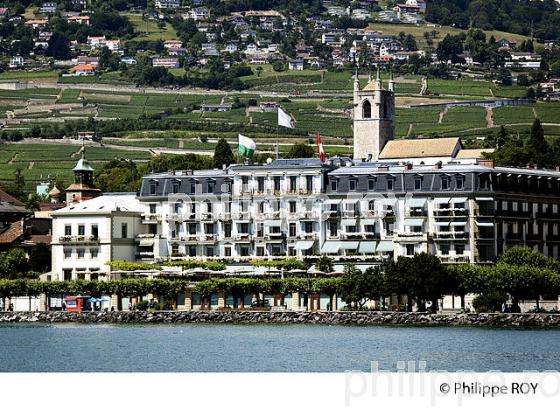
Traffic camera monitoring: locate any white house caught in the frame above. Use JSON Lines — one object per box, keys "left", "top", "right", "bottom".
{"left": 288, "top": 58, "right": 304, "bottom": 70}
{"left": 50, "top": 194, "right": 143, "bottom": 281}
{"left": 155, "top": 0, "right": 180, "bottom": 9}
{"left": 9, "top": 55, "right": 24, "bottom": 68}
{"left": 190, "top": 7, "right": 210, "bottom": 20}
{"left": 225, "top": 43, "right": 238, "bottom": 53}
{"left": 152, "top": 58, "right": 180, "bottom": 68}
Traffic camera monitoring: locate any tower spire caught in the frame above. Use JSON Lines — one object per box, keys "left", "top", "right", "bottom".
{"left": 388, "top": 69, "right": 395, "bottom": 92}
{"left": 375, "top": 65, "right": 382, "bottom": 90}
{"left": 353, "top": 68, "right": 360, "bottom": 102}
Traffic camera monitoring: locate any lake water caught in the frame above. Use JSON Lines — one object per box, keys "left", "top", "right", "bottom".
{"left": 1, "top": 323, "right": 559, "bottom": 372}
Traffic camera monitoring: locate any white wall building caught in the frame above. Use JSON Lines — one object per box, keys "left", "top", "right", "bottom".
{"left": 50, "top": 194, "right": 142, "bottom": 281}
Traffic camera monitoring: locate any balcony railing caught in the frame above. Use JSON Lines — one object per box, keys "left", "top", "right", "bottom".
{"left": 505, "top": 233, "right": 524, "bottom": 241}
{"left": 433, "top": 208, "right": 468, "bottom": 217}
{"left": 298, "top": 233, "right": 317, "bottom": 240}
{"left": 58, "top": 235, "right": 99, "bottom": 243}
{"left": 433, "top": 231, "right": 468, "bottom": 240}
{"left": 341, "top": 232, "right": 363, "bottom": 239}
{"left": 141, "top": 214, "right": 161, "bottom": 222}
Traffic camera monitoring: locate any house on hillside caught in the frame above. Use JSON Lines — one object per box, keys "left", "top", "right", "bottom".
{"left": 40, "top": 2, "right": 57, "bottom": 14}
{"left": 155, "top": 0, "right": 180, "bottom": 9}
{"left": 190, "top": 7, "right": 210, "bottom": 21}
{"left": 288, "top": 58, "right": 304, "bottom": 71}
{"left": 152, "top": 58, "right": 180, "bottom": 68}
{"left": 67, "top": 15, "right": 90, "bottom": 25}
{"left": 70, "top": 64, "right": 96, "bottom": 76}
{"left": 201, "top": 103, "right": 233, "bottom": 112}
{"left": 9, "top": 55, "right": 24, "bottom": 68}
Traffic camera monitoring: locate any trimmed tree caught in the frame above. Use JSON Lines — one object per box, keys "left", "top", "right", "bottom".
{"left": 213, "top": 137, "right": 235, "bottom": 168}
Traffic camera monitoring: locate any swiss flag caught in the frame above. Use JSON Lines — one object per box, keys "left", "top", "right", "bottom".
{"left": 317, "top": 133, "right": 326, "bottom": 162}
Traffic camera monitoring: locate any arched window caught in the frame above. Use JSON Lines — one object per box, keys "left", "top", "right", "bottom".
{"left": 362, "top": 100, "right": 371, "bottom": 118}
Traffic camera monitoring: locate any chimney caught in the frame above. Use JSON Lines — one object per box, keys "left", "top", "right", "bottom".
{"left": 434, "top": 161, "right": 442, "bottom": 169}
{"left": 222, "top": 164, "right": 227, "bottom": 170}
{"left": 556, "top": 166, "right": 559, "bottom": 172}
{"left": 478, "top": 159, "right": 494, "bottom": 168}
{"left": 405, "top": 162, "right": 413, "bottom": 170}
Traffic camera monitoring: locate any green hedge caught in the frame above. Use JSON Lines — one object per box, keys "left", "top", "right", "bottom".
{"left": 250, "top": 258, "right": 306, "bottom": 271}
{"left": 106, "top": 261, "right": 162, "bottom": 271}
{"left": 163, "top": 260, "right": 225, "bottom": 271}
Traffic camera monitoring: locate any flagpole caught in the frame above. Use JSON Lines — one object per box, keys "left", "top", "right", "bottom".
{"left": 276, "top": 126, "right": 279, "bottom": 160}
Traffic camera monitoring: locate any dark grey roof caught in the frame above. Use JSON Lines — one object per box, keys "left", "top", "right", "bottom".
{"left": 233, "top": 158, "right": 325, "bottom": 170}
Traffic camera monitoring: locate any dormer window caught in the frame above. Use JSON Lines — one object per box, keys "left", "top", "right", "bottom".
{"left": 386, "top": 178, "right": 394, "bottom": 191}
{"left": 368, "top": 178, "right": 376, "bottom": 190}
{"left": 330, "top": 178, "right": 338, "bottom": 191}
{"left": 149, "top": 183, "right": 157, "bottom": 195}
{"left": 414, "top": 177, "right": 422, "bottom": 190}
{"left": 349, "top": 178, "right": 357, "bottom": 191}
{"left": 441, "top": 176, "right": 451, "bottom": 190}
{"left": 456, "top": 176, "right": 465, "bottom": 190}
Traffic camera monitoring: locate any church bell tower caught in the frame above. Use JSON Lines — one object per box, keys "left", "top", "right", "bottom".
{"left": 65, "top": 149, "right": 101, "bottom": 203}
{"left": 353, "top": 69, "right": 395, "bottom": 161}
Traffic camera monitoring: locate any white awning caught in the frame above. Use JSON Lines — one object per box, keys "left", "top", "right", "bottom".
{"left": 340, "top": 241, "right": 359, "bottom": 250}
{"left": 476, "top": 221, "right": 495, "bottom": 227}
{"left": 138, "top": 239, "right": 154, "bottom": 246}
{"left": 476, "top": 197, "right": 494, "bottom": 201}
{"left": 264, "top": 220, "right": 282, "bottom": 227}
{"left": 361, "top": 219, "right": 376, "bottom": 225}
{"left": 325, "top": 199, "right": 341, "bottom": 205}
{"left": 450, "top": 221, "right": 467, "bottom": 226}
{"left": 406, "top": 198, "right": 427, "bottom": 208}
{"left": 404, "top": 218, "right": 424, "bottom": 227}
{"left": 376, "top": 240, "right": 393, "bottom": 252}
{"left": 321, "top": 241, "right": 342, "bottom": 253}
{"left": 359, "top": 241, "right": 377, "bottom": 253}
{"left": 450, "top": 197, "right": 468, "bottom": 204}
{"left": 435, "top": 221, "right": 450, "bottom": 226}
{"left": 295, "top": 240, "right": 314, "bottom": 250}
{"left": 341, "top": 219, "right": 356, "bottom": 226}
{"left": 433, "top": 197, "right": 451, "bottom": 204}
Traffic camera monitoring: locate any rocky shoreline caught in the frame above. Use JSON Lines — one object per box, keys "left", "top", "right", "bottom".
{"left": 1, "top": 310, "right": 560, "bottom": 327}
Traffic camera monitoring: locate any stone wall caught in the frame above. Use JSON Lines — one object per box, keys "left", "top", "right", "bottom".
{"left": 1, "top": 311, "right": 560, "bottom": 327}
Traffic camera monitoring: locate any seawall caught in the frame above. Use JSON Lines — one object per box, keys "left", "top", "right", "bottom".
{"left": 1, "top": 311, "right": 560, "bottom": 327}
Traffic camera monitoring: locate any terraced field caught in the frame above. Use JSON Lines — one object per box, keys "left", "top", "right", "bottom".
{"left": 0, "top": 144, "right": 152, "bottom": 189}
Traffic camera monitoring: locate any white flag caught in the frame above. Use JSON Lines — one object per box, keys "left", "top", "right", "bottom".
{"left": 278, "top": 107, "right": 294, "bottom": 129}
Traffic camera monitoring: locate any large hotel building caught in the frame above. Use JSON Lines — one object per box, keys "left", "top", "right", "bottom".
{"left": 50, "top": 74, "right": 560, "bottom": 282}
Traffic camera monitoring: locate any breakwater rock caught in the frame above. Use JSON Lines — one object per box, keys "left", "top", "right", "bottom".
{"left": 1, "top": 310, "right": 560, "bottom": 327}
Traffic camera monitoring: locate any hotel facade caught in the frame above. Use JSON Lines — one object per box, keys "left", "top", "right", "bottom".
{"left": 50, "top": 75, "right": 560, "bottom": 281}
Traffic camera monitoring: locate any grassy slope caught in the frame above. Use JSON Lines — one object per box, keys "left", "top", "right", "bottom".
{"left": 367, "top": 22, "right": 529, "bottom": 49}
{"left": 125, "top": 13, "right": 179, "bottom": 41}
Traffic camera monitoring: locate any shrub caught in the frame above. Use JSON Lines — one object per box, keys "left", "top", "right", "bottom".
{"left": 136, "top": 300, "right": 149, "bottom": 311}
{"left": 472, "top": 292, "right": 508, "bottom": 313}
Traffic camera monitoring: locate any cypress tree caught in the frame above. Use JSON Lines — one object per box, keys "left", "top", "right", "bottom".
{"left": 213, "top": 138, "right": 235, "bottom": 168}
